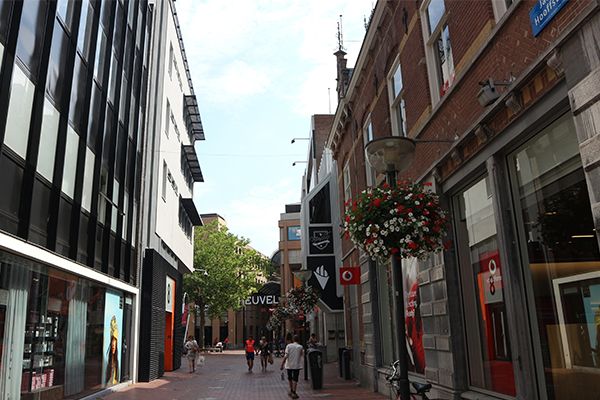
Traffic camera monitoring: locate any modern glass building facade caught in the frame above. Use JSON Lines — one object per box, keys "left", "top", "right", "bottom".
{"left": 0, "top": 0, "right": 149, "bottom": 398}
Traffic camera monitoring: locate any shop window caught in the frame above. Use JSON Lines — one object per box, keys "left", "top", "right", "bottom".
{"left": 388, "top": 61, "right": 407, "bottom": 137}
{"left": 16, "top": 0, "right": 47, "bottom": 79}
{"left": 453, "top": 175, "right": 516, "bottom": 396}
{"left": 77, "top": 0, "right": 94, "bottom": 61}
{"left": 37, "top": 97, "right": 60, "bottom": 182}
{"left": 420, "top": 0, "right": 454, "bottom": 104}
{"left": 363, "top": 118, "right": 376, "bottom": 187}
{"left": 4, "top": 64, "right": 35, "bottom": 159}
{"left": 509, "top": 114, "right": 600, "bottom": 400}
{"left": 377, "top": 261, "right": 397, "bottom": 366}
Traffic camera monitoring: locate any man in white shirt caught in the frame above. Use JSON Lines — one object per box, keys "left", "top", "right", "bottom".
{"left": 281, "top": 334, "right": 304, "bottom": 399}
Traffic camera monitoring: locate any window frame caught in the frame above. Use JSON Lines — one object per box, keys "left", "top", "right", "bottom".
{"left": 343, "top": 161, "right": 352, "bottom": 204}
{"left": 387, "top": 59, "right": 407, "bottom": 137}
{"left": 363, "top": 117, "right": 376, "bottom": 187}
{"left": 419, "top": 0, "right": 454, "bottom": 105}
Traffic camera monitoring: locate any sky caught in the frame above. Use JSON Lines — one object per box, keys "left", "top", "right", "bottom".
{"left": 177, "top": 0, "right": 372, "bottom": 256}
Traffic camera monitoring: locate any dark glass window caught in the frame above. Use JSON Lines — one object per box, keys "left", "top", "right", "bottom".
{"left": 16, "top": 0, "right": 47, "bottom": 78}
{"left": 0, "top": 154, "right": 23, "bottom": 234}
{"left": 126, "top": 139, "right": 135, "bottom": 192}
{"left": 46, "top": 21, "right": 71, "bottom": 106}
{"left": 309, "top": 183, "right": 331, "bottom": 223}
{"left": 77, "top": 0, "right": 94, "bottom": 61}
{"left": 123, "top": 28, "right": 133, "bottom": 76}
{"left": 29, "top": 178, "right": 51, "bottom": 246}
{"left": 102, "top": 106, "right": 114, "bottom": 166}
{"left": 108, "top": 233, "right": 115, "bottom": 276}
{"left": 100, "top": 0, "right": 114, "bottom": 31}
{"left": 69, "top": 55, "right": 88, "bottom": 132}
{"left": 0, "top": 1, "right": 13, "bottom": 44}
{"left": 87, "top": 82, "right": 102, "bottom": 148}
{"left": 127, "top": 0, "right": 136, "bottom": 28}
{"left": 112, "top": 1, "right": 124, "bottom": 56}
{"left": 93, "top": 28, "right": 108, "bottom": 86}
{"left": 77, "top": 212, "right": 90, "bottom": 264}
{"left": 115, "top": 125, "right": 126, "bottom": 178}
{"left": 56, "top": 0, "right": 75, "bottom": 32}
{"left": 107, "top": 51, "right": 118, "bottom": 105}
{"left": 94, "top": 224, "right": 103, "bottom": 268}
{"left": 56, "top": 197, "right": 72, "bottom": 257}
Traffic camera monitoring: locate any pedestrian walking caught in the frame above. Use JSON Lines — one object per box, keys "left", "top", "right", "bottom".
{"left": 223, "top": 337, "right": 229, "bottom": 350}
{"left": 257, "top": 336, "right": 272, "bottom": 372}
{"left": 184, "top": 335, "right": 200, "bottom": 373}
{"left": 245, "top": 335, "right": 256, "bottom": 372}
{"left": 280, "top": 334, "right": 304, "bottom": 399}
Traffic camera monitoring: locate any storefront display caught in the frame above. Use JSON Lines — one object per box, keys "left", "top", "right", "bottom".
{"left": 0, "top": 251, "right": 133, "bottom": 399}
{"left": 509, "top": 114, "right": 600, "bottom": 400}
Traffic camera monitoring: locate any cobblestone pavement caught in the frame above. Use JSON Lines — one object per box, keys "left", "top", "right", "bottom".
{"left": 102, "top": 350, "right": 387, "bottom": 400}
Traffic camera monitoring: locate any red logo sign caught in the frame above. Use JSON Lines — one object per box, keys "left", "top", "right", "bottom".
{"left": 340, "top": 267, "right": 360, "bottom": 285}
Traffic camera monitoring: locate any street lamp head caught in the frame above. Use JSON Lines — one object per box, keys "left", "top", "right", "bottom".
{"left": 365, "top": 136, "right": 416, "bottom": 175}
{"left": 293, "top": 268, "right": 313, "bottom": 284}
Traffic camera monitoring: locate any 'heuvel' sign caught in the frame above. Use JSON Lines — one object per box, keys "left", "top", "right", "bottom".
{"left": 243, "top": 295, "right": 279, "bottom": 306}
{"left": 529, "top": 0, "right": 569, "bottom": 37}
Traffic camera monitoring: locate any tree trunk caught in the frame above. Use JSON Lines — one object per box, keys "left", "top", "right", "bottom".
{"left": 198, "top": 298, "right": 206, "bottom": 349}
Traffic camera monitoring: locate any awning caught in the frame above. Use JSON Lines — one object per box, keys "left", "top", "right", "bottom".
{"left": 183, "top": 95, "right": 205, "bottom": 141}
{"left": 182, "top": 144, "right": 204, "bottom": 182}
{"left": 180, "top": 197, "right": 203, "bottom": 226}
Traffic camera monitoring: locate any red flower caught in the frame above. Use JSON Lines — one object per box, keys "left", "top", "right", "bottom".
{"left": 443, "top": 240, "right": 453, "bottom": 250}
{"left": 424, "top": 182, "right": 432, "bottom": 186}
{"left": 391, "top": 247, "right": 399, "bottom": 254}
{"left": 373, "top": 198, "right": 382, "bottom": 207}
{"left": 345, "top": 215, "right": 351, "bottom": 223}
{"left": 408, "top": 241, "right": 418, "bottom": 250}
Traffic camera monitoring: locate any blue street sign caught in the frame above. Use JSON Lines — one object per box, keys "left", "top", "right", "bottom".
{"left": 530, "top": 0, "right": 569, "bottom": 37}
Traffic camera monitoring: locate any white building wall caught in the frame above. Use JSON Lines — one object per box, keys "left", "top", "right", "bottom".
{"left": 153, "top": 1, "right": 195, "bottom": 271}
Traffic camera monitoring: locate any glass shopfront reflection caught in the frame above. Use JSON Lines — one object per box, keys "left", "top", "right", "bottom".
{"left": 510, "top": 114, "right": 600, "bottom": 400}
{"left": 454, "top": 176, "right": 516, "bottom": 396}
{"left": 0, "top": 250, "right": 132, "bottom": 399}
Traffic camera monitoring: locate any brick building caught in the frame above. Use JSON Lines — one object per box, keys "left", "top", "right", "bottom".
{"left": 326, "top": 1, "right": 600, "bottom": 399}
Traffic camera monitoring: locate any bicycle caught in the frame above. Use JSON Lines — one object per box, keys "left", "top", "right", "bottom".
{"left": 385, "top": 360, "right": 434, "bottom": 400}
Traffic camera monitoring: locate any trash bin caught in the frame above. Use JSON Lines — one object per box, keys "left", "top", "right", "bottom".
{"left": 308, "top": 349, "right": 323, "bottom": 389}
{"left": 342, "top": 348, "right": 351, "bottom": 380}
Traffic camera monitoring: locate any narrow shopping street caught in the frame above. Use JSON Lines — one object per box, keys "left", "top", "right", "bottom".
{"left": 102, "top": 351, "right": 386, "bottom": 400}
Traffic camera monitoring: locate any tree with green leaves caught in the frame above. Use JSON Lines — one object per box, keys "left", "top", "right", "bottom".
{"left": 183, "top": 221, "right": 269, "bottom": 347}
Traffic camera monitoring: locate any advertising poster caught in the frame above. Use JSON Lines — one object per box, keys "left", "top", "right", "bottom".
{"left": 403, "top": 258, "right": 425, "bottom": 373}
{"left": 102, "top": 290, "right": 123, "bottom": 387}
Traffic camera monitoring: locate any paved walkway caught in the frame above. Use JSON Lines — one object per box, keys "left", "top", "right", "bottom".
{"left": 102, "top": 350, "right": 387, "bottom": 400}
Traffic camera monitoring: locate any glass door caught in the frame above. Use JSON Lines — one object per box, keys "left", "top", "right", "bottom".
{"left": 508, "top": 113, "right": 600, "bottom": 400}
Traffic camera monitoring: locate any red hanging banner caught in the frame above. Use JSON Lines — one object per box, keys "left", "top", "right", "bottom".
{"left": 340, "top": 267, "right": 361, "bottom": 285}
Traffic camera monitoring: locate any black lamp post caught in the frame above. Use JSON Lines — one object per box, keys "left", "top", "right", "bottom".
{"left": 293, "top": 268, "right": 313, "bottom": 381}
{"left": 365, "top": 136, "right": 417, "bottom": 400}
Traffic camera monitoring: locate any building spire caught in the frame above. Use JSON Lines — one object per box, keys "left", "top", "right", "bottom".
{"left": 337, "top": 15, "right": 345, "bottom": 52}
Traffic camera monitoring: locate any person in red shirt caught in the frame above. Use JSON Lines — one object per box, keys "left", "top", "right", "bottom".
{"left": 245, "top": 335, "right": 255, "bottom": 372}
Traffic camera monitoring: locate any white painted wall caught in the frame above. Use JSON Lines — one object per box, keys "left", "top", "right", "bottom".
{"left": 154, "top": 0, "right": 196, "bottom": 271}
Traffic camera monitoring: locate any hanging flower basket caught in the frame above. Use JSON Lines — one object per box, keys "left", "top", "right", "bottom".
{"left": 343, "top": 181, "right": 448, "bottom": 262}
{"left": 266, "top": 286, "right": 319, "bottom": 330}
{"left": 286, "top": 285, "right": 318, "bottom": 315}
